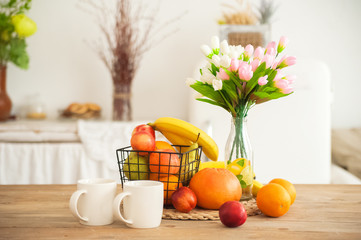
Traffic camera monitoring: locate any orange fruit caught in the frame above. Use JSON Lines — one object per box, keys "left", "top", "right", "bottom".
{"left": 189, "top": 168, "right": 242, "bottom": 210}
{"left": 256, "top": 183, "right": 291, "bottom": 217}
{"left": 158, "top": 175, "right": 182, "bottom": 205}
{"left": 149, "top": 149, "right": 180, "bottom": 174}
{"left": 149, "top": 172, "right": 168, "bottom": 180}
{"left": 269, "top": 178, "right": 296, "bottom": 205}
{"left": 155, "top": 141, "right": 176, "bottom": 152}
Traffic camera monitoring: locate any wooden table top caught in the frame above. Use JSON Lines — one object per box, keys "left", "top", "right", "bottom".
{"left": 0, "top": 184, "right": 361, "bottom": 239}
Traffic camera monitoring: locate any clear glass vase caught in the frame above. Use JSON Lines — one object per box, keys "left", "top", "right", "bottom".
{"left": 225, "top": 115, "right": 254, "bottom": 200}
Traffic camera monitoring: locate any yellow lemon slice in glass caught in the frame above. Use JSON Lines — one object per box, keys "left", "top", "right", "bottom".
{"left": 240, "top": 165, "right": 253, "bottom": 186}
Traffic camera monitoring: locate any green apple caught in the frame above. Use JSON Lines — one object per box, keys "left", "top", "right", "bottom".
{"left": 123, "top": 152, "right": 149, "bottom": 180}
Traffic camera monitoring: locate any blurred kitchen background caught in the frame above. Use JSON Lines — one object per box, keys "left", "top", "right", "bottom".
{"left": 1, "top": 0, "right": 361, "bottom": 184}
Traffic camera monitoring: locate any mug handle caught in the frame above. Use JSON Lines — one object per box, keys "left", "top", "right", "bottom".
{"left": 69, "top": 190, "right": 88, "bottom": 222}
{"left": 113, "top": 192, "right": 133, "bottom": 225}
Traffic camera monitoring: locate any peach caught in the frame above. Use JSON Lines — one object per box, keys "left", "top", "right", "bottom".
{"left": 171, "top": 187, "right": 197, "bottom": 213}
{"left": 219, "top": 201, "right": 247, "bottom": 228}
{"left": 132, "top": 124, "right": 155, "bottom": 138}
{"left": 130, "top": 131, "right": 155, "bottom": 155}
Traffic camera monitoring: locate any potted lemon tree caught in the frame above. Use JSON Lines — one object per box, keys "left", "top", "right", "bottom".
{"left": 0, "top": 0, "right": 37, "bottom": 121}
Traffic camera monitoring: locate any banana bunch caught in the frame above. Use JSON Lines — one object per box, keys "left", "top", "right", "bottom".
{"left": 148, "top": 117, "right": 219, "bottom": 161}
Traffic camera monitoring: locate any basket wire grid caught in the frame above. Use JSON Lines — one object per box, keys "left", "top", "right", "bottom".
{"left": 116, "top": 145, "right": 202, "bottom": 205}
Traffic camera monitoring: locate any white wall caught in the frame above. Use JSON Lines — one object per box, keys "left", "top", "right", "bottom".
{"left": 7, "top": 0, "right": 361, "bottom": 128}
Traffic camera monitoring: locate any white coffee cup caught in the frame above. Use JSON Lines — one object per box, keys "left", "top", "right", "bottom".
{"left": 69, "top": 178, "right": 117, "bottom": 226}
{"left": 113, "top": 180, "right": 164, "bottom": 228}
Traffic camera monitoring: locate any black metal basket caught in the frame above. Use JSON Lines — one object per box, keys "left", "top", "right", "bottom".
{"left": 116, "top": 145, "right": 202, "bottom": 205}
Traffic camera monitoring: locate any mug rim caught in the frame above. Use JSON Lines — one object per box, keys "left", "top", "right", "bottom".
{"left": 78, "top": 178, "right": 116, "bottom": 185}
{"left": 123, "top": 180, "right": 163, "bottom": 188}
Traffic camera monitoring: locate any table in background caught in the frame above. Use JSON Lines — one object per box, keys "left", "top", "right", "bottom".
{"left": 0, "top": 184, "right": 361, "bottom": 239}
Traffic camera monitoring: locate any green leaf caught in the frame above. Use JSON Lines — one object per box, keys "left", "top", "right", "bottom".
{"left": 253, "top": 92, "right": 270, "bottom": 99}
{"left": 266, "top": 70, "right": 278, "bottom": 83}
{"left": 236, "top": 159, "right": 245, "bottom": 167}
{"left": 263, "top": 86, "right": 277, "bottom": 93}
{"left": 218, "top": 90, "right": 236, "bottom": 116}
{"left": 7, "top": 0, "right": 17, "bottom": 7}
{"left": 210, "top": 63, "right": 219, "bottom": 76}
{"left": 196, "top": 98, "right": 228, "bottom": 111}
{"left": 222, "top": 80, "right": 238, "bottom": 103}
{"left": 245, "top": 62, "right": 266, "bottom": 93}
{"left": 236, "top": 175, "right": 247, "bottom": 188}
{"left": 223, "top": 68, "right": 243, "bottom": 89}
{"left": 9, "top": 38, "right": 29, "bottom": 69}
{"left": 190, "top": 82, "right": 224, "bottom": 104}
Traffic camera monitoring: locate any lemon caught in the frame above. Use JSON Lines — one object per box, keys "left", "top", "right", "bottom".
{"left": 199, "top": 161, "right": 225, "bottom": 170}
{"left": 240, "top": 165, "right": 253, "bottom": 186}
{"left": 226, "top": 158, "right": 249, "bottom": 175}
{"left": 11, "top": 14, "right": 37, "bottom": 38}
{"left": 252, "top": 180, "right": 264, "bottom": 197}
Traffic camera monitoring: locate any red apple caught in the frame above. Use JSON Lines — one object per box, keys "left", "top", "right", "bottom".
{"left": 171, "top": 187, "right": 197, "bottom": 213}
{"left": 132, "top": 124, "right": 155, "bottom": 138}
{"left": 130, "top": 131, "right": 155, "bottom": 155}
{"left": 219, "top": 201, "right": 247, "bottom": 228}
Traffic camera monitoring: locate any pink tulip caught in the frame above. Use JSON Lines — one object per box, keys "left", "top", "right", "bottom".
{"left": 244, "top": 44, "right": 254, "bottom": 58}
{"left": 254, "top": 46, "right": 264, "bottom": 60}
{"left": 274, "top": 75, "right": 293, "bottom": 94}
{"left": 283, "top": 87, "right": 293, "bottom": 94}
{"left": 265, "top": 41, "right": 276, "bottom": 54}
{"left": 229, "top": 58, "right": 239, "bottom": 72}
{"left": 277, "top": 36, "right": 289, "bottom": 53}
{"left": 258, "top": 76, "right": 268, "bottom": 86}
{"left": 277, "top": 55, "right": 297, "bottom": 68}
{"left": 284, "top": 56, "right": 297, "bottom": 66}
{"left": 250, "top": 59, "right": 260, "bottom": 72}
{"left": 238, "top": 62, "right": 253, "bottom": 81}
{"left": 217, "top": 68, "right": 230, "bottom": 80}
{"left": 286, "top": 75, "right": 296, "bottom": 84}
{"left": 261, "top": 54, "right": 275, "bottom": 68}
{"left": 274, "top": 69, "right": 285, "bottom": 82}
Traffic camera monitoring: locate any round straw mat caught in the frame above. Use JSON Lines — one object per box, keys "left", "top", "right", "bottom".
{"left": 162, "top": 198, "right": 261, "bottom": 221}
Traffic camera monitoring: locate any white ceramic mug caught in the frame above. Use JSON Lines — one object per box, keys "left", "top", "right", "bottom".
{"left": 113, "top": 180, "right": 164, "bottom": 228}
{"left": 69, "top": 178, "right": 117, "bottom": 226}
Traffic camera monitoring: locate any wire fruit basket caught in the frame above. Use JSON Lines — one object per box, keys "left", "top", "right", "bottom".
{"left": 116, "top": 145, "right": 202, "bottom": 205}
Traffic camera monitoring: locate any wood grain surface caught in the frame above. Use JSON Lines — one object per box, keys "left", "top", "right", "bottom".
{"left": 0, "top": 184, "right": 361, "bottom": 240}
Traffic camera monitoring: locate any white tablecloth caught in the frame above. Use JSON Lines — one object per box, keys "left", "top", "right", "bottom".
{"left": 0, "top": 120, "right": 159, "bottom": 184}
{"left": 0, "top": 142, "right": 119, "bottom": 184}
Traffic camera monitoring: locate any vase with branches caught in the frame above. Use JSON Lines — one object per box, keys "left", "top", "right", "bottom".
{"left": 82, "top": 0, "right": 179, "bottom": 121}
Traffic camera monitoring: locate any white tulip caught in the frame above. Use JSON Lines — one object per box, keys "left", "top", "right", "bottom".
{"left": 220, "top": 55, "right": 231, "bottom": 68}
{"left": 200, "top": 69, "right": 215, "bottom": 84}
{"left": 220, "top": 40, "right": 230, "bottom": 55}
{"left": 212, "top": 79, "right": 223, "bottom": 91}
{"left": 211, "top": 55, "right": 221, "bottom": 67}
{"left": 211, "top": 36, "right": 220, "bottom": 49}
{"left": 185, "top": 78, "right": 196, "bottom": 86}
{"left": 200, "top": 45, "right": 212, "bottom": 57}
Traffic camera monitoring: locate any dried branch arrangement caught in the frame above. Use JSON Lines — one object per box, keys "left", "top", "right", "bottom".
{"left": 80, "top": 0, "right": 181, "bottom": 121}
{"left": 218, "top": 0, "right": 277, "bottom": 25}
{"left": 218, "top": 0, "right": 258, "bottom": 25}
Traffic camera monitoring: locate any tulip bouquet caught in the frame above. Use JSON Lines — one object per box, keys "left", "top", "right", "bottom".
{"left": 186, "top": 36, "right": 296, "bottom": 197}
{"left": 187, "top": 36, "right": 296, "bottom": 118}
{"left": 0, "top": 0, "right": 37, "bottom": 69}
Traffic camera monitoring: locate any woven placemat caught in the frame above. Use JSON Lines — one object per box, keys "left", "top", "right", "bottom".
{"left": 162, "top": 198, "right": 261, "bottom": 221}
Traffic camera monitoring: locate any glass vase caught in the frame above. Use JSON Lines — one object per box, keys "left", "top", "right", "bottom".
{"left": 225, "top": 115, "right": 254, "bottom": 200}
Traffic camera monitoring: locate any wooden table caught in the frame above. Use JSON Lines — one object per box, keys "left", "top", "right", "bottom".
{"left": 1, "top": 184, "right": 361, "bottom": 239}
